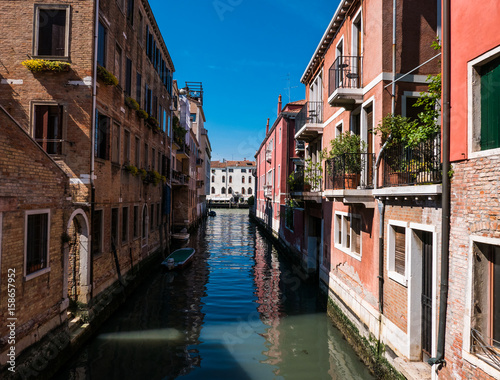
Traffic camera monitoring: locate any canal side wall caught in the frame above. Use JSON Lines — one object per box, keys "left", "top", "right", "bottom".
{"left": 0, "top": 247, "right": 166, "bottom": 380}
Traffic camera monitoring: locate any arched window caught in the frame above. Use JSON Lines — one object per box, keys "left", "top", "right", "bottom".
{"left": 212, "top": 176, "right": 215, "bottom": 182}
{"left": 222, "top": 176, "right": 225, "bottom": 182}
{"left": 249, "top": 176, "right": 252, "bottom": 183}
{"left": 248, "top": 187, "right": 252, "bottom": 195}
{"left": 242, "top": 188, "right": 245, "bottom": 194}
{"left": 221, "top": 187, "right": 226, "bottom": 194}
{"left": 228, "top": 187, "right": 233, "bottom": 194}
{"left": 242, "top": 177, "right": 245, "bottom": 183}
{"left": 229, "top": 176, "right": 232, "bottom": 183}
{"left": 212, "top": 187, "right": 215, "bottom": 194}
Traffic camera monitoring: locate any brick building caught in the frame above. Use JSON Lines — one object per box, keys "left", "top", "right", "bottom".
{"left": 441, "top": 1, "right": 500, "bottom": 378}
{"left": 0, "top": 108, "right": 72, "bottom": 367}
{"left": 265, "top": 0, "right": 442, "bottom": 376}
{"left": 0, "top": 0, "right": 175, "bottom": 365}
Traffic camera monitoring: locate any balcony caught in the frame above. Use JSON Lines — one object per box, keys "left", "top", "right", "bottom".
{"left": 265, "top": 149, "right": 272, "bottom": 163}
{"left": 294, "top": 101, "right": 324, "bottom": 142}
{"left": 289, "top": 165, "right": 322, "bottom": 203}
{"left": 328, "top": 56, "right": 363, "bottom": 109}
{"left": 373, "top": 133, "right": 442, "bottom": 199}
{"left": 196, "top": 157, "right": 203, "bottom": 167}
{"left": 172, "top": 170, "right": 188, "bottom": 186}
{"left": 263, "top": 184, "right": 272, "bottom": 198}
{"left": 324, "top": 153, "right": 375, "bottom": 207}
{"left": 176, "top": 143, "right": 190, "bottom": 159}
{"left": 295, "top": 140, "right": 305, "bottom": 153}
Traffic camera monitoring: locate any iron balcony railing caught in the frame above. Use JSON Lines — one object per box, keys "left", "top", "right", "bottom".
{"left": 289, "top": 168, "right": 305, "bottom": 193}
{"left": 325, "top": 153, "right": 375, "bottom": 190}
{"left": 172, "top": 170, "right": 187, "bottom": 185}
{"left": 328, "top": 55, "right": 362, "bottom": 98}
{"left": 295, "top": 101, "right": 323, "bottom": 135}
{"left": 381, "top": 133, "right": 442, "bottom": 187}
{"left": 471, "top": 328, "right": 500, "bottom": 371}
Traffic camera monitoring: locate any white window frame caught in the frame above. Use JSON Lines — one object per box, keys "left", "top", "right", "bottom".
{"left": 351, "top": 7, "right": 363, "bottom": 58}
{"left": 402, "top": 91, "right": 423, "bottom": 117}
{"left": 387, "top": 220, "right": 409, "bottom": 286}
{"left": 33, "top": 4, "right": 71, "bottom": 59}
{"left": 468, "top": 45, "right": 500, "bottom": 159}
{"left": 24, "top": 209, "right": 51, "bottom": 281}
{"left": 462, "top": 235, "right": 500, "bottom": 379}
{"left": 334, "top": 211, "right": 362, "bottom": 261}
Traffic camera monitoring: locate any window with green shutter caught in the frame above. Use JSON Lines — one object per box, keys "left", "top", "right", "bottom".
{"left": 480, "top": 56, "right": 500, "bottom": 150}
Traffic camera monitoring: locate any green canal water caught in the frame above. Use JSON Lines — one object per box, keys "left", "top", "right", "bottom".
{"left": 54, "top": 209, "right": 373, "bottom": 380}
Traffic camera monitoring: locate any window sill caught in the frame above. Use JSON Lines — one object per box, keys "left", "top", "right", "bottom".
{"left": 469, "top": 146, "right": 500, "bottom": 160}
{"left": 25, "top": 267, "right": 50, "bottom": 281}
{"left": 334, "top": 243, "right": 361, "bottom": 261}
{"left": 462, "top": 350, "right": 500, "bottom": 379}
{"left": 388, "top": 270, "right": 407, "bottom": 287}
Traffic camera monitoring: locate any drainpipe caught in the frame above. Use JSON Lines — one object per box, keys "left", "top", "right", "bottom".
{"left": 391, "top": 0, "right": 397, "bottom": 115}
{"left": 429, "top": 0, "right": 450, "bottom": 368}
{"left": 89, "top": 0, "right": 100, "bottom": 301}
{"left": 377, "top": 198, "right": 385, "bottom": 354}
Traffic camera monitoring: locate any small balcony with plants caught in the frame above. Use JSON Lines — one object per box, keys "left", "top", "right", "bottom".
{"left": 289, "top": 159, "right": 322, "bottom": 202}
{"left": 323, "top": 132, "right": 375, "bottom": 207}
{"left": 328, "top": 56, "right": 363, "bottom": 109}
{"left": 294, "top": 101, "right": 324, "bottom": 142}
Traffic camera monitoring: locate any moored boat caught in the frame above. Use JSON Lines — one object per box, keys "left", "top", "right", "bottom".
{"left": 161, "top": 248, "right": 195, "bottom": 270}
{"left": 208, "top": 210, "right": 216, "bottom": 217}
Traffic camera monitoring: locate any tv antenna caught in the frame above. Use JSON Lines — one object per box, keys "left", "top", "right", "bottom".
{"left": 284, "top": 73, "right": 298, "bottom": 103}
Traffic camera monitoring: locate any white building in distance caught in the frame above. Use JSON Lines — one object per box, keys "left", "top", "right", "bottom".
{"left": 208, "top": 160, "right": 256, "bottom": 203}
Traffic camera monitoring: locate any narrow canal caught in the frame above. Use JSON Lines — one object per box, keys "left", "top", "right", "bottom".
{"left": 55, "top": 209, "right": 373, "bottom": 380}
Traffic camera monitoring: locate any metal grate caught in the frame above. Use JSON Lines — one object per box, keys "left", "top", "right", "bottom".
{"left": 471, "top": 329, "right": 500, "bottom": 371}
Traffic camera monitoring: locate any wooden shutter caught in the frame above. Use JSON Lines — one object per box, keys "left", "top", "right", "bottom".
{"left": 394, "top": 226, "right": 406, "bottom": 275}
{"left": 351, "top": 217, "right": 361, "bottom": 254}
{"left": 481, "top": 57, "right": 500, "bottom": 150}
{"left": 34, "top": 105, "right": 49, "bottom": 152}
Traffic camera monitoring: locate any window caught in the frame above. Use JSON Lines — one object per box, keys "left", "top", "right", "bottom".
{"left": 115, "top": 44, "right": 122, "bottom": 86}
{"left": 249, "top": 176, "right": 252, "bottom": 184}
{"left": 145, "top": 84, "right": 152, "bottom": 115}
{"left": 212, "top": 187, "right": 215, "bottom": 194}
{"left": 25, "top": 211, "right": 49, "bottom": 277}
{"left": 190, "top": 113, "right": 197, "bottom": 122}
{"left": 138, "top": 12, "right": 144, "bottom": 43}
{"left": 126, "top": 0, "right": 134, "bottom": 25}
{"left": 229, "top": 176, "right": 232, "bottom": 183}
{"left": 157, "top": 202, "right": 160, "bottom": 227}
{"left": 142, "top": 206, "right": 147, "bottom": 239}
{"left": 387, "top": 221, "right": 408, "bottom": 285}
{"left": 33, "top": 104, "right": 63, "bottom": 155}
{"left": 242, "top": 188, "right": 245, "bottom": 194}
{"left": 162, "top": 108, "right": 167, "bottom": 132}
{"left": 472, "top": 241, "right": 500, "bottom": 355}
{"left": 158, "top": 152, "right": 161, "bottom": 174}
{"left": 97, "top": 21, "right": 107, "bottom": 67}
{"left": 248, "top": 187, "right": 252, "bottom": 195}
{"left": 229, "top": 168, "right": 234, "bottom": 173}
{"left": 144, "top": 143, "right": 149, "bottom": 168}
{"left": 153, "top": 95, "right": 158, "bottom": 119}
{"left": 92, "top": 210, "right": 103, "bottom": 255}
{"left": 241, "top": 169, "right": 246, "bottom": 173}
{"left": 228, "top": 187, "right": 233, "bottom": 194}
{"left": 135, "top": 136, "right": 140, "bottom": 166}
{"left": 334, "top": 212, "right": 361, "bottom": 259}
{"left": 133, "top": 205, "right": 139, "bottom": 238}
{"left": 242, "top": 177, "right": 245, "bottom": 184}
{"left": 152, "top": 148, "right": 156, "bottom": 171}
{"left": 212, "top": 176, "right": 215, "bottom": 182}
{"left": 122, "top": 207, "right": 129, "bottom": 243}
{"left": 125, "top": 57, "right": 132, "bottom": 96}
{"left": 124, "top": 130, "right": 130, "bottom": 164}
{"left": 111, "top": 208, "right": 119, "bottom": 247}
{"left": 95, "top": 111, "right": 110, "bottom": 159}
{"left": 136, "top": 73, "right": 142, "bottom": 106}
{"left": 222, "top": 176, "right": 225, "bottom": 182}
{"left": 112, "top": 122, "right": 120, "bottom": 163}
{"left": 221, "top": 188, "right": 226, "bottom": 194}
{"left": 34, "top": 6, "right": 69, "bottom": 57}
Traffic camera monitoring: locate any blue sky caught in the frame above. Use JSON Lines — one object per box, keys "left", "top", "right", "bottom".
{"left": 149, "top": 0, "right": 340, "bottom": 162}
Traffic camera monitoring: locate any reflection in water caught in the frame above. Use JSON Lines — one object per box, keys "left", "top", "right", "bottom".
{"left": 55, "top": 209, "right": 373, "bottom": 380}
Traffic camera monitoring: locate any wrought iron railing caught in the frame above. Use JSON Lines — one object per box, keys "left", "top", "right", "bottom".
{"left": 471, "top": 328, "right": 500, "bottom": 371}
{"left": 295, "top": 101, "right": 323, "bottom": 135}
{"left": 325, "top": 153, "right": 375, "bottom": 190}
{"left": 289, "top": 169, "right": 305, "bottom": 193}
{"left": 328, "top": 55, "right": 362, "bottom": 97}
{"left": 381, "top": 133, "right": 442, "bottom": 187}
{"left": 172, "top": 170, "right": 187, "bottom": 185}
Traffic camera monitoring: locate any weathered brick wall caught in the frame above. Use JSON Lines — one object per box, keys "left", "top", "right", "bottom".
{"left": 441, "top": 159, "right": 500, "bottom": 380}
{"left": 0, "top": 112, "right": 71, "bottom": 363}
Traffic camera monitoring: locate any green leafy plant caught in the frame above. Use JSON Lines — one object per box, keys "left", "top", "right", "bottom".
{"left": 304, "top": 159, "right": 323, "bottom": 189}
{"left": 173, "top": 115, "right": 187, "bottom": 146}
{"left": 124, "top": 164, "right": 139, "bottom": 176}
{"left": 97, "top": 65, "right": 119, "bottom": 86}
{"left": 146, "top": 170, "right": 162, "bottom": 186}
{"left": 147, "top": 117, "right": 159, "bottom": 130}
{"left": 22, "top": 59, "right": 71, "bottom": 72}
{"left": 138, "top": 168, "right": 147, "bottom": 180}
{"left": 125, "top": 97, "right": 140, "bottom": 110}
{"left": 161, "top": 175, "right": 167, "bottom": 184}
{"left": 326, "top": 132, "right": 367, "bottom": 174}
{"left": 136, "top": 109, "right": 148, "bottom": 119}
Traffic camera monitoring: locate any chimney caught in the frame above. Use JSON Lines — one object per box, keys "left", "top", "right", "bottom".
{"left": 277, "top": 94, "right": 282, "bottom": 116}
{"left": 266, "top": 118, "right": 270, "bottom": 135}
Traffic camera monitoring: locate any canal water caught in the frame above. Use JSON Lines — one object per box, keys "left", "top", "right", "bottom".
{"left": 55, "top": 209, "right": 373, "bottom": 380}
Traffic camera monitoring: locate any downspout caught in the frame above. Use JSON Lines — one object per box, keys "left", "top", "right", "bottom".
{"left": 89, "top": 0, "right": 100, "bottom": 300}
{"left": 429, "top": 0, "right": 450, "bottom": 368}
{"left": 377, "top": 198, "right": 385, "bottom": 355}
{"left": 391, "top": 0, "right": 397, "bottom": 115}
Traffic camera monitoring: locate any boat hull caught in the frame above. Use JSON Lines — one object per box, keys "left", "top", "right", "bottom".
{"left": 161, "top": 248, "right": 195, "bottom": 270}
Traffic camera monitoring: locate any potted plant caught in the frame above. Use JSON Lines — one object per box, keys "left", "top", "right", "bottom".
{"left": 124, "top": 164, "right": 139, "bottom": 176}
{"left": 125, "top": 97, "right": 140, "bottom": 111}
{"left": 22, "top": 59, "right": 71, "bottom": 72}
{"left": 97, "top": 65, "right": 119, "bottom": 86}
{"left": 304, "top": 159, "right": 322, "bottom": 191}
{"left": 136, "top": 109, "right": 148, "bottom": 120}
{"left": 326, "top": 132, "right": 367, "bottom": 189}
